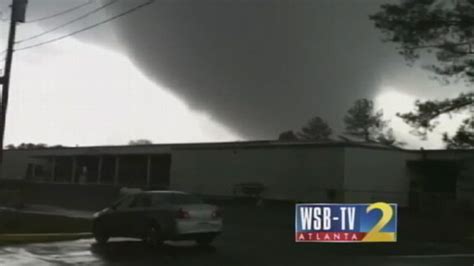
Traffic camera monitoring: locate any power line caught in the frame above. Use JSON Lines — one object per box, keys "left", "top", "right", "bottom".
{"left": 16, "top": 0, "right": 120, "bottom": 44}
{"left": 25, "top": 0, "right": 94, "bottom": 23}
{"left": 15, "top": 0, "right": 154, "bottom": 52}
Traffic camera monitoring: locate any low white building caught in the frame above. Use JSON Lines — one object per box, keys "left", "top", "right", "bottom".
{"left": 0, "top": 140, "right": 472, "bottom": 208}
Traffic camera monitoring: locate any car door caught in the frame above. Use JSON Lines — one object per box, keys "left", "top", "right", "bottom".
{"left": 128, "top": 194, "right": 153, "bottom": 237}
{"left": 106, "top": 195, "right": 135, "bottom": 237}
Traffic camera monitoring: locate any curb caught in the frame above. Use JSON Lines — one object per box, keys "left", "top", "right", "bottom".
{"left": 0, "top": 232, "right": 93, "bottom": 245}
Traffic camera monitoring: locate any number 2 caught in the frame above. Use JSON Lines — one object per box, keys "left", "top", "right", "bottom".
{"left": 362, "top": 202, "right": 396, "bottom": 242}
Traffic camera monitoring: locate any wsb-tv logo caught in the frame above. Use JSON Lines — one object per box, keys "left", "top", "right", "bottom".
{"left": 295, "top": 202, "right": 397, "bottom": 242}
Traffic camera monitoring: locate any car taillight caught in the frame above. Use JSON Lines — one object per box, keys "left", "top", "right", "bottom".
{"left": 212, "top": 208, "right": 222, "bottom": 219}
{"left": 177, "top": 208, "right": 190, "bottom": 219}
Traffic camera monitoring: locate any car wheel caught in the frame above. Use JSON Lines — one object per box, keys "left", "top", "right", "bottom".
{"left": 144, "top": 225, "right": 163, "bottom": 247}
{"left": 93, "top": 222, "right": 109, "bottom": 245}
{"left": 196, "top": 235, "right": 215, "bottom": 245}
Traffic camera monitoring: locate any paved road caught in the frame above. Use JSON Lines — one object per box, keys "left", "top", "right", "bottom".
{"left": 1, "top": 204, "right": 473, "bottom": 265}
{"left": 0, "top": 238, "right": 473, "bottom": 266}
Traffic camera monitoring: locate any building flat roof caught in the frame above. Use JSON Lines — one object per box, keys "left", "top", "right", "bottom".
{"left": 4, "top": 140, "right": 402, "bottom": 155}
{"left": 3, "top": 139, "right": 474, "bottom": 156}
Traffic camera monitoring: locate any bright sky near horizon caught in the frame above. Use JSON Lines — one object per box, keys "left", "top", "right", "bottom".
{"left": 1, "top": 23, "right": 241, "bottom": 146}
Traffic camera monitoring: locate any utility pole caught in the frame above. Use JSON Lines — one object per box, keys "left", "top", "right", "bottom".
{"left": 0, "top": 0, "right": 27, "bottom": 163}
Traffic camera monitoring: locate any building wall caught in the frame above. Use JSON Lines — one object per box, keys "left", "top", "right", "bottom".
{"left": 457, "top": 156, "right": 474, "bottom": 209}
{"left": 0, "top": 150, "right": 44, "bottom": 180}
{"left": 169, "top": 146, "right": 345, "bottom": 201}
{"left": 343, "top": 148, "right": 419, "bottom": 207}
{"left": 2, "top": 143, "right": 473, "bottom": 208}
{"left": 421, "top": 150, "right": 473, "bottom": 161}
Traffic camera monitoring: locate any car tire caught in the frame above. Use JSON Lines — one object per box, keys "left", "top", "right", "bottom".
{"left": 144, "top": 224, "right": 163, "bottom": 247}
{"left": 93, "top": 222, "right": 109, "bottom": 245}
{"left": 196, "top": 235, "right": 215, "bottom": 246}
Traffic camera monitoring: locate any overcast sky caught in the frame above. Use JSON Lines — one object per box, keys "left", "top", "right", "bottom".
{"left": 0, "top": 0, "right": 471, "bottom": 149}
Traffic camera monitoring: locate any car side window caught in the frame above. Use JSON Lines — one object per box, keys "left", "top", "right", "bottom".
{"left": 141, "top": 195, "right": 152, "bottom": 208}
{"left": 130, "top": 194, "right": 152, "bottom": 209}
{"left": 115, "top": 195, "right": 134, "bottom": 210}
{"left": 150, "top": 194, "right": 169, "bottom": 206}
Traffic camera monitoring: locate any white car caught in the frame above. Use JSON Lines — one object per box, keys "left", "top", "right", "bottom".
{"left": 92, "top": 191, "right": 223, "bottom": 246}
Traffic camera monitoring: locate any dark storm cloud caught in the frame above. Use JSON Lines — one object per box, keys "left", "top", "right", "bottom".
{"left": 109, "top": 0, "right": 397, "bottom": 138}
{"left": 6, "top": 0, "right": 465, "bottom": 140}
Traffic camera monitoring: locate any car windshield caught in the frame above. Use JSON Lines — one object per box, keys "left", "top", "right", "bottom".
{"left": 150, "top": 193, "right": 203, "bottom": 205}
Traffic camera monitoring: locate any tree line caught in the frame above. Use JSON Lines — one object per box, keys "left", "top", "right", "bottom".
{"left": 278, "top": 98, "right": 402, "bottom": 147}
{"left": 5, "top": 140, "right": 153, "bottom": 150}
{"left": 6, "top": 143, "right": 63, "bottom": 150}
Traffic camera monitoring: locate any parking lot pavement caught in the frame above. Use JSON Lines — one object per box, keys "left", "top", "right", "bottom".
{"left": 0, "top": 238, "right": 474, "bottom": 266}
{"left": 0, "top": 203, "right": 473, "bottom": 265}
